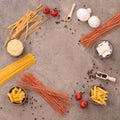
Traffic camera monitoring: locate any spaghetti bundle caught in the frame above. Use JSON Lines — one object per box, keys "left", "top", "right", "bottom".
{"left": 4, "top": 4, "right": 44, "bottom": 46}
{"left": 81, "top": 12, "right": 120, "bottom": 48}
{"left": 0, "top": 53, "right": 36, "bottom": 86}
{"left": 17, "top": 73, "right": 72, "bottom": 115}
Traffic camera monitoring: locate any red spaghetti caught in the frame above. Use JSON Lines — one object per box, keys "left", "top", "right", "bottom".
{"left": 81, "top": 12, "right": 120, "bottom": 48}
{"left": 17, "top": 73, "right": 72, "bottom": 115}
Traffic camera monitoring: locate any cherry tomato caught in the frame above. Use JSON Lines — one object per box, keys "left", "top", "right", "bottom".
{"left": 75, "top": 93, "right": 82, "bottom": 101}
{"left": 80, "top": 100, "right": 88, "bottom": 109}
{"left": 43, "top": 6, "right": 50, "bottom": 14}
{"left": 51, "top": 9, "right": 58, "bottom": 17}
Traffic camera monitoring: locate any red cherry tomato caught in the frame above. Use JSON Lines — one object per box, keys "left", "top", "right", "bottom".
{"left": 80, "top": 100, "right": 88, "bottom": 109}
{"left": 43, "top": 6, "right": 50, "bottom": 14}
{"left": 51, "top": 9, "right": 58, "bottom": 17}
{"left": 75, "top": 93, "right": 82, "bottom": 101}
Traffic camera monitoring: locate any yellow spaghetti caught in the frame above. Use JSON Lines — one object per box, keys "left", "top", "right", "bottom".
{"left": 0, "top": 53, "right": 36, "bottom": 86}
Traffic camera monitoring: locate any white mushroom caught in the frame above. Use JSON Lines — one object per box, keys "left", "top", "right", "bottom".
{"left": 88, "top": 16, "right": 101, "bottom": 28}
{"left": 76, "top": 8, "right": 91, "bottom": 22}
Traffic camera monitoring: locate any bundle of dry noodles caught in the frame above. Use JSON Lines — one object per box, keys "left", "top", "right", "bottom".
{"left": 17, "top": 73, "right": 72, "bottom": 115}
{"left": 81, "top": 12, "right": 120, "bottom": 48}
{"left": 4, "top": 4, "right": 45, "bottom": 46}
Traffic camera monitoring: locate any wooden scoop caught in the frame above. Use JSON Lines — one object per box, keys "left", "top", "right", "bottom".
{"left": 66, "top": 3, "right": 76, "bottom": 22}
{"left": 96, "top": 71, "right": 116, "bottom": 82}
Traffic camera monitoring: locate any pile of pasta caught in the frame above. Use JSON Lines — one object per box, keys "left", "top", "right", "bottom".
{"left": 17, "top": 73, "right": 72, "bottom": 115}
{"left": 0, "top": 53, "right": 36, "bottom": 86}
{"left": 8, "top": 87, "right": 26, "bottom": 104}
{"left": 90, "top": 86, "right": 108, "bottom": 105}
{"left": 4, "top": 4, "right": 44, "bottom": 46}
{"left": 81, "top": 12, "right": 120, "bottom": 48}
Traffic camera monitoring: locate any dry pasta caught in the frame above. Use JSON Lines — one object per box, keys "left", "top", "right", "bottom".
{"left": 17, "top": 73, "right": 72, "bottom": 115}
{"left": 0, "top": 53, "right": 36, "bottom": 86}
{"left": 4, "top": 4, "right": 44, "bottom": 46}
{"left": 80, "top": 12, "right": 120, "bottom": 48}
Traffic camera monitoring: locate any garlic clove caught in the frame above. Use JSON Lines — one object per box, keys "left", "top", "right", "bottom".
{"left": 88, "top": 16, "right": 101, "bottom": 28}
{"left": 76, "top": 8, "right": 91, "bottom": 22}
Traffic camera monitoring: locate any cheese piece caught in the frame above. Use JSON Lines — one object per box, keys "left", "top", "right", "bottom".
{"left": 7, "top": 39, "right": 24, "bottom": 56}
{"left": 102, "top": 51, "right": 111, "bottom": 58}
{"left": 96, "top": 41, "right": 112, "bottom": 58}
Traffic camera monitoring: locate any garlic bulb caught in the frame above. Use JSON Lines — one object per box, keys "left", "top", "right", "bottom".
{"left": 76, "top": 8, "right": 91, "bottom": 22}
{"left": 88, "top": 16, "right": 101, "bottom": 28}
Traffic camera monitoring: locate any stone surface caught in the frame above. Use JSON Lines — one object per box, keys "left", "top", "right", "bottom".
{"left": 0, "top": 0, "right": 120, "bottom": 120}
